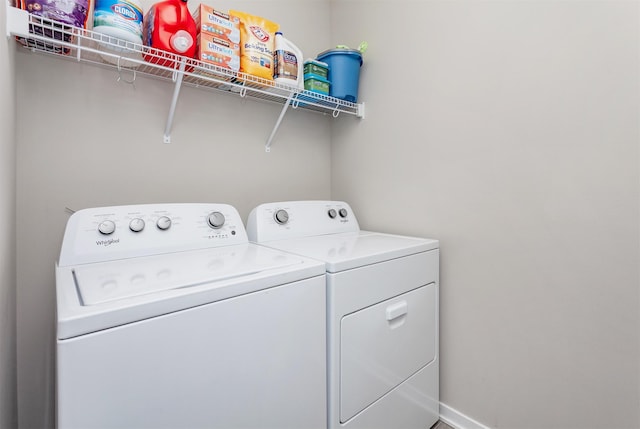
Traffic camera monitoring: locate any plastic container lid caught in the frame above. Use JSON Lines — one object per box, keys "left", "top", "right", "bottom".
{"left": 304, "top": 59, "right": 329, "bottom": 68}
{"left": 171, "top": 30, "right": 194, "bottom": 53}
{"left": 304, "top": 73, "right": 330, "bottom": 84}
{"left": 317, "top": 48, "right": 363, "bottom": 66}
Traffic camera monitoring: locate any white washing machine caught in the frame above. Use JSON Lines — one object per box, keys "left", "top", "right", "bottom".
{"left": 247, "top": 201, "right": 440, "bottom": 429}
{"left": 55, "top": 203, "right": 327, "bottom": 429}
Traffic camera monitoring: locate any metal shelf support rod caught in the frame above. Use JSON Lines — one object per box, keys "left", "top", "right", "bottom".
{"left": 265, "top": 92, "right": 295, "bottom": 153}
{"left": 163, "top": 60, "right": 186, "bottom": 144}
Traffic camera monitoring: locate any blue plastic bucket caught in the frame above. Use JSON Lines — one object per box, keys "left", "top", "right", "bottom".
{"left": 317, "top": 48, "right": 363, "bottom": 103}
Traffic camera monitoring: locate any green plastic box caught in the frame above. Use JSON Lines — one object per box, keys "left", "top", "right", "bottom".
{"left": 304, "top": 73, "right": 330, "bottom": 95}
{"left": 303, "top": 60, "right": 329, "bottom": 80}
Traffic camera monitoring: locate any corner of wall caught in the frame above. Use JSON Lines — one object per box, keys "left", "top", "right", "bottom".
{"left": 0, "top": 0, "right": 19, "bottom": 428}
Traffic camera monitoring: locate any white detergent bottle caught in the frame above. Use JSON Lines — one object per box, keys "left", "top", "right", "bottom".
{"left": 273, "top": 32, "right": 304, "bottom": 91}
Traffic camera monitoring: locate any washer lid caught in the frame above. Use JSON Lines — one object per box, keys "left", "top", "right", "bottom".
{"left": 262, "top": 231, "right": 439, "bottom": 273}
{"left": 56, "top": 243, "right": 325, "bottom": 339}
{"left": 74, "top": 243, "right": 300, "bottom": 305}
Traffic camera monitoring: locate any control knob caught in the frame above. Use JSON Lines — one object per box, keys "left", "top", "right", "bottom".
{"left": 274, "top": 209, "right": 289, "bottom": 225}
{"left": 328, "top": 209, "right": 337, "bottom": 219}
{"left": 339, "top": 208, "right": 348, "bottom": 218}
{"left": 129, "top": 218, "right": 145, "bottom": 232}
{"left": 207, "top": 212, "right": 226, "bottom": 229}
{"left": 98, "top": 220, "right": 116, "bottom": 235}
{"left": 156, "top": 216, "right": 172, "bottom": 230}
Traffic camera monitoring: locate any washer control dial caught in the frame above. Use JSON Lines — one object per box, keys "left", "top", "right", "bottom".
{"left": 328, "top": 209, "right": 337, "bottom": 219}
{"left": 156, "top": 216, "right": 172, "bottom": 230}
{"left": 339, "top": 208, "right": 348, "bottom": 218}
{"left": 274, "top": 209, "right": 289, "bottom": 225}
{"left": 207, "top": 211, "right": 226, "bottom": 229}
{"left": 129, "top": 218, "right": 145, "bottom": 232}
{"left": 98, "top": 220, "right": 116, "bottom": 235}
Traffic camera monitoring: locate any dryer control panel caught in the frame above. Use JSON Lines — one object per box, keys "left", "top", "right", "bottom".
{"left": 247, "top": 201, "right": 360, "bottom": 242}
{"left": 59, "top": 204, "right": 248, "bottom": 266}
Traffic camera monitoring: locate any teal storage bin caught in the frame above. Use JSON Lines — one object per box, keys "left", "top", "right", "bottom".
{"left": 304, "top": 73, "right": 330, "bottom": 95}
{"left": 303, "top": 60, "right": 329, "bottom": 80}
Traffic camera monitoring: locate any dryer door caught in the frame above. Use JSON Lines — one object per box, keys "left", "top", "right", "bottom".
{"left": 340, "top": 283, "right": 436, "bottom": 422}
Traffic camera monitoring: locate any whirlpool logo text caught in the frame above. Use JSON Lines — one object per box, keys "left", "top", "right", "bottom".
{"left": 96, "top": 238, "right": 120, "bottom": 247}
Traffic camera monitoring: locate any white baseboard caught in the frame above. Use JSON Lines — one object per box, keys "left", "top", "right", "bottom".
{"left": 439, "top": 403, "right": 491, "bottom": 429}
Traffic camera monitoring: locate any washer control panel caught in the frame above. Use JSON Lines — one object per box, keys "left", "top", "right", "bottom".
{"left": 59, "top": 203, "right": 248, "bottom": 266}
{"left": 247, "top": 201, "right": 360, "bottom": 242}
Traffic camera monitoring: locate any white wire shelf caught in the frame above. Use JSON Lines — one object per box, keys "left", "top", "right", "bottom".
{"left": 6, "top": 7, "right": 365, "bottom": 150}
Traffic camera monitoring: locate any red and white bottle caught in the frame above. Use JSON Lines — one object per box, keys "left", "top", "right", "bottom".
{"left": 142, "top": 0, "right": 197, "bottom": 68}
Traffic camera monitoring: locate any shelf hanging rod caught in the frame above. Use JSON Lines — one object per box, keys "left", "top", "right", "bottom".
{"left": 265, "top": 92, "right": 296, "bottom": 153}
{"left": 163, "top": 60, "right": 186, "bottom": 144}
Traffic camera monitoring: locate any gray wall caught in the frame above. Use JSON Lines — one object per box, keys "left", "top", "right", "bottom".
{"left": 0, "top": 0, "right": 18, "bottom": 428}
{"left": 15, "top": 1, "right": 331, "bottom": 427}
{"left": 330, "top": 1, "right": 640, "bottom": 428}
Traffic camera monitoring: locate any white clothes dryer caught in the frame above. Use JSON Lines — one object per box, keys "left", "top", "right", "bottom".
{"left": 56, "top": 203, "right": 327, "bottom": 429}
{"left": 247, "top": 201, "right": 440, "bottom": 429}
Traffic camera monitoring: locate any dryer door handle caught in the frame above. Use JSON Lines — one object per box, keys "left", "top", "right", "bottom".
{"left": 386, "top": 301, "right": 408, "bottom": 321}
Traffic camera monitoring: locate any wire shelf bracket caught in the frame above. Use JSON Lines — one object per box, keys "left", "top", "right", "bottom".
{"left": 6, "top": 7, "right": 366, "bottom": 150}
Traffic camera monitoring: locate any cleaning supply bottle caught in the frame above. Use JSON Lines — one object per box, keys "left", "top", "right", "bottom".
{"left": 93, "top": 0, "right": 144, "bottom": 67}
{"left": 142, "top": 0, "right": 197, "bottom": 68}
{"left": 273, "top": 32, "right": 304, "bottom": 90}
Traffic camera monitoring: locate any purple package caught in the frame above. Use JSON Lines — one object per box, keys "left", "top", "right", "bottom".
{"left": 18, "top": 0, "right": 89, "bottom": 54}
{"left": 23, "top": 0, "right": 89, "bottom": 28}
